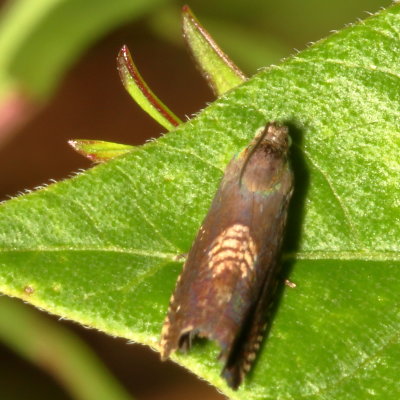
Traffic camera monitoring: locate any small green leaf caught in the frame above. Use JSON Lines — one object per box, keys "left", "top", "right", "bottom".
{"left": 117, "top": 45, "right": 182, "bottom": 131}
{"left": 0, "top": 4, "right": 400, "bottom": 399}
{"left": 69, "top": 139, "right": 135, "bottom": 162}
{"left": 182, "top": 5, "right": 246, "bottom": 96}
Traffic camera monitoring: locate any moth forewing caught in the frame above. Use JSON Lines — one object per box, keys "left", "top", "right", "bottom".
{"left": 160, "top": 122, "right": 294, "bottom": 389}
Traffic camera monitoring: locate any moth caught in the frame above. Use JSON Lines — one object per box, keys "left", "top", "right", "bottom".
{"left": 160, "top": 122, "right": 294, "bottom": 389}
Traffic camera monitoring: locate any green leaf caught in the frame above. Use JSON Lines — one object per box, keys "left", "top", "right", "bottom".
{"left": 182, "top": 5, "right": 246, "bottom": 96}
{"left": 117, "top": 45, "right": 182, "bottom": 131}
{"left": 68, "top": 139, "right": 135, "bottom": 162}
{"left": 0, "top": 4, "right": 400, "bottom": 399}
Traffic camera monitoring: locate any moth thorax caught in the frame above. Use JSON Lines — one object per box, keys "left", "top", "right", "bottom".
{"left": 241, "top": 149, "right": 287, "bottom": 192}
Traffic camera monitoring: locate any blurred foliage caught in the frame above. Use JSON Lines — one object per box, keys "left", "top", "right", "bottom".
{"left": 0, "top": 297, "right": 133, "bottom": 400}
{"left": 0, "top": 0, "right": 392, "bottom": 103}
{"left": 0, "top": 0, "right": 168, "bottom": 100}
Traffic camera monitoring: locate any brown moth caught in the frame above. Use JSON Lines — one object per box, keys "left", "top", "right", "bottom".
{"left": 160, "top": 122, "right": 294, "bottom": 389}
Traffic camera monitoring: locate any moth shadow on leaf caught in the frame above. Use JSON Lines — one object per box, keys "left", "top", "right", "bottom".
{"left": 284, "top": 122, "right": 309, "bottom": 255}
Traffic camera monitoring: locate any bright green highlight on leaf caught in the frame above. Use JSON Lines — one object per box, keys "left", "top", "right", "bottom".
{"left": 182, "top": 5, "right": 246, "bottom": 96}
{"left": 117, "top": 45, "right": 182, "bottom": 131}
{"left": 0, "top": 4, "right": 400, "bottom": 400}
{"left": 0, "top": 297, "right": 133, "bottom": 400}
{"left": 69, "top": 139, "right": 134, "bottom": 163}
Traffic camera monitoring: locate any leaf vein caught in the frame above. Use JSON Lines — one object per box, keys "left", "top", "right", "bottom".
{"left": 1, "top": 248, "right": 399, "bottom": 261}
{"left": 297, "top": 330, "right": 400, "bottom": 399}
{"left": 113, "top": 164, "right": 179, "bottom": 251}
{"left": 301, "top": 148, "right": 362, "bottom": 247}
{"left": 120, "top": 259, "right": 176, "bottom": 293}
{"left": 157, "top": 141, "right": 223, "bottom": 172}
{"left": 0, "top": 247, "right": 178, "bottom": 260}
{"left": 284, "top": 250, "right": 400, "bottom": 261}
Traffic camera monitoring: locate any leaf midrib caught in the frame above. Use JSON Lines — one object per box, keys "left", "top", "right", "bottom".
{"left": 0, "top": 247, "right": 398, "bottom": 261}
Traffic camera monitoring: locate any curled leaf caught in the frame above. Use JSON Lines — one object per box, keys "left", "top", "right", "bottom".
{"left": 182, "top": 5, "right": 246, "bottom": 96}
{"left": 117, "top": 45, "right": 182, "bottom": 131}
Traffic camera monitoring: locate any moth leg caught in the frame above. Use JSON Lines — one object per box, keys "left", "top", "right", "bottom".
{"left": 178, "top": 329, "right": 197, "bottom": 352}
{"left": 284, "top": 279, "right": 296, "bottom": 288}
{"left": 173, "top": 253, "right": 188, "bottom": 262}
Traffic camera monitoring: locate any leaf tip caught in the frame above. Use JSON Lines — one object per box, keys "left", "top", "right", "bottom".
{"left": 69, "top": 139, "right": 136, "bottom": 163}
{"left": 67, "top": 139, "right": 79, "bottom": 150}
{"left": 181, "top": 4, "right": 191, "bottom": 14}
{"left": 116, "top": 44, "right": 131, "bottom": 86}
{"left": 181, "top": 5, "right": 246, "bottom": 96}
{"left": 68, "top": 139, "right": 100, "bottom": 162}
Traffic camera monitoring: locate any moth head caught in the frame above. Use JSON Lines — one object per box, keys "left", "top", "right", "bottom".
{"left": 263, "top": 122, "right": 290, "bottom": 151}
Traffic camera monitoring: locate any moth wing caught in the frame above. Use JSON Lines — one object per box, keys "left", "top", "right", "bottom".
{"left": 161, "top": 222, "right": 261, "bottom": 360}
{"left": 221, "top": 258, "right": 280, "bottom": 388}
